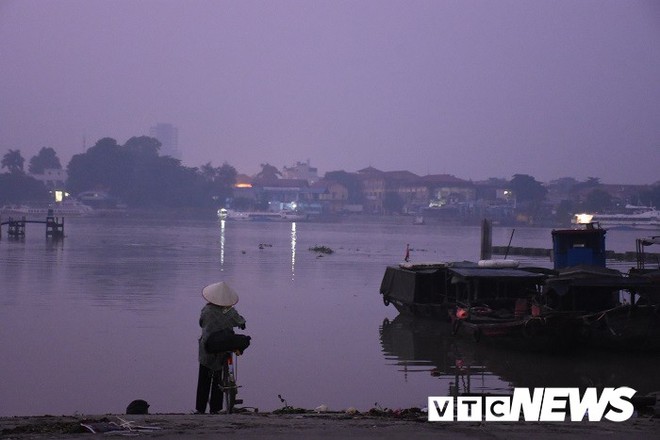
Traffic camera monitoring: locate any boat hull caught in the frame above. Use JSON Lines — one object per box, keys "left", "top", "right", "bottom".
{"left": 579, "top": 305, "right": 660, "bottom": 351}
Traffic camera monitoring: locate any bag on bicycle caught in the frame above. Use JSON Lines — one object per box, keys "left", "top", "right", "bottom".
{"left": 206, "top": 328, "right": 251, "bottom": 354}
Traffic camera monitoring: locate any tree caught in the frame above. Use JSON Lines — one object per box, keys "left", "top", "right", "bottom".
{"left": 201, "top": 162, "right": 237, "bottom": 206}
{"left": 254, "top": 163, "right": 281, "bottom": 182}
{"left": 571, "top": 177, "right": 601, "bottom": 194}
{"left": 200, "top": 162, "right": 217, "bottom": 181}
{"left": 66, "top": 138, "right": 126, "bottom": 194}
{"left": 1, "top": 149, "right": 25, "bottom": 174}
{"left": 66, "top": 136, "right": 226, "bottom": 209}
{"left": 0, "top": 173, "right": 48, "bottom": 204}
{"left": 123, "top": 136, "right": 161, "bottom": 157}
{"left": 583, "top": 189, "right": 613, "bottom": 212}
{"left": 216, "top": 163, "right": 237, "bottom": 190}
{"left": 509, "top": 174, "right": 547, "bottom": 204}
{"left": 28, "top": 147, "right": 62, "bottom": 174}
{"left": 555, "top": 199, "right": 574, "bottom": 226}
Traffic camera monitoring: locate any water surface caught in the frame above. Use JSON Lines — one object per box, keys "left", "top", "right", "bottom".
{"left": 0, "top": 216, "right": 657, "bottom": 416}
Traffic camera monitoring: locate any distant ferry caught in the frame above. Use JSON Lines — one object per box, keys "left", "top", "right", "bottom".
{"left": 574, "top": 205, "right": 660, "bottom": 230}
{"left": 217, "top": 208, "right": 307, "bottom": 222}
{"left": 1, "top": 200, "right": 94, "bottom": 217}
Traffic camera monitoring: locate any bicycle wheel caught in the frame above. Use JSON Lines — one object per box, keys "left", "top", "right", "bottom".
{"left": 223, "top": 369, "right": 236, "bottom": 414}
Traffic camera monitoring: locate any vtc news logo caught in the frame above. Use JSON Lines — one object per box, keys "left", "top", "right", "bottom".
{"left": 428, "top": 387, "right": 636, "bottom": 422}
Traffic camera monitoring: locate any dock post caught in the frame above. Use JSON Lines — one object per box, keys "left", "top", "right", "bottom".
{"left": 480, "top": 218, "right": 492, "bottom": 260}
{"left": 7, "top": 217, "right": 26, "bottom": 237}
{"left": 46, "top": 216, "right": 55, "bottom": 237}
{"left": 46, "top": 215, "right": 64, "bottom": 239}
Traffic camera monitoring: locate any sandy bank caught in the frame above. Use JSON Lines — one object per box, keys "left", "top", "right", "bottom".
{"left": 1, "top": 411, "right": 657, "bottom": 439}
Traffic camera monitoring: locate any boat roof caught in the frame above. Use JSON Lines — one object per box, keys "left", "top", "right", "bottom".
{"left": 448, "top": 267, "right": 546, "bottom": 280}
{"left": 545, "top": 274, "right": 652, "bottom": 289}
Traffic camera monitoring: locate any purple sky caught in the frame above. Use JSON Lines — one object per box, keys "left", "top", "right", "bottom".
{"left": 1, "top": 0, "right": 658, "bottom": 184}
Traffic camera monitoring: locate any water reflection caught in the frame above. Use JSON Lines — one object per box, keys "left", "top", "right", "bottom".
{"left": 380, "top": 314, "right": 506, "bottom": 396}
{"left": 380, "top": 314, "right": 660, "bottom": 396}
{"left": 219, "top": 219, "right": 226, "bottom": 270}
{"left": 291, "top": 222, "right": 297, "bottom": 279}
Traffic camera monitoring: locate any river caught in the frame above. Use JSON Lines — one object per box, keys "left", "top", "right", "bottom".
{"left": 0, "top": 215, "right": 658, "bottom": 416}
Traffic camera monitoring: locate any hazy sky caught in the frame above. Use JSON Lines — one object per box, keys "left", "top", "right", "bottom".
{"left": 1, "top": 0, "right": 658, "bottom": 184}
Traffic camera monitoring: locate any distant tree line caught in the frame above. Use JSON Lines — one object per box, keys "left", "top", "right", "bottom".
{"left": 1, "top": 138, "right": 659, "bottom": 215}
{"left": 1, "top": 137, "right": 237, "bottom": 209}
{"left": 0, "top": 147, "right": 60, "bottom": 204}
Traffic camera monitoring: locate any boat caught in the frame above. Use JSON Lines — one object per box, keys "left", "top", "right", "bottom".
{"left": 445, "top": 265, "right": 582, "bottom": 350}
{"left": 1, "top": 200, "right": 94, "bottom": 217}
{"left": 542, "top": 265, "right": 660, "bottom": 351}
{"left": 218, "top": 208, "right": 307, "bottom": 222}
{"left": 379, "top": 221, "right": 660, "bottom": 351}
{"left": 76, "top": 191, "right": 127, "bottom": 212}
{"left": 380, "top": 261, "right": 455, "bottom": 320}
{"left": 380, "top": 260, "right": 546, "bottom": 315}
{"left": 574, "top": 205, "right": 660, "bottom": 230}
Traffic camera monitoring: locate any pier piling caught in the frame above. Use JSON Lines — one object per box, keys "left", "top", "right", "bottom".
{"left": 0, "top": 214, "right": 64, "bottom": 239}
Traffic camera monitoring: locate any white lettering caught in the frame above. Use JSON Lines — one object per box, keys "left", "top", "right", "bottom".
{"left": 540, "top": 388, "right": 570, "bottom": 422}
{"left": 427, "top": 387, "right": 636, "bottom": 422}
{"left": 428, "top": 397, "right": 453, "bottom": 421}
{"left": 508, "top": 388, "right": 544, "bottom": 422}
{"left": 485, "top": 396, "right": 510, "bottom": 421}
{"left": 604, "top": 387, "right": 636, "bottom": 422}
{"left": 568, "top": 388, "right": 606, "bottom": 421}
{"left": 457, "top": 397, "right": 482, "bottom": 421}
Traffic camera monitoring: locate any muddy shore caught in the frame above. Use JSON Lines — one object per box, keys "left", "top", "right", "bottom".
{"left": 1, "top": 411, "right": 657, "bottom": 439}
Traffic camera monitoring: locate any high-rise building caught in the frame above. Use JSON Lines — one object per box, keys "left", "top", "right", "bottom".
{"left": 149, "top": 123, "right": 181, "bottom": 160}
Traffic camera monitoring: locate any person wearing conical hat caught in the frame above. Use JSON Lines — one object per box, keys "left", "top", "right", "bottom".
{"left": 195, "top": 281, "right": 246, "bottom": 414}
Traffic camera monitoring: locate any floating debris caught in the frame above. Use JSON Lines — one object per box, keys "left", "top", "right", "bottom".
{"left": 309, "top": 245, "right": 334, "bottom": 254}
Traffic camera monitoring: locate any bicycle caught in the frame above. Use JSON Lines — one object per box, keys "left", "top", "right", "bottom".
{"left": 219, "top": 350, "right": 243, "bottom": 414}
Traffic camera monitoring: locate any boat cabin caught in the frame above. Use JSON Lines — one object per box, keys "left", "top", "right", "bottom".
{"left": 446, "top": 267, "right": 546, "bottom": 318}
{"left": 379, "top": 262, "right": 453, "bottom": 318}
{"left": 542, "top": 266, "right": 653, "bottom": 313}
{"left": 551, "top": 225, "right": 606, "bottom": 270}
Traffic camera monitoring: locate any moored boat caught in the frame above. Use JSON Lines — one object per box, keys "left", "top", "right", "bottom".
{"left": 1, "top": 200, "right": 94, "bottom": 217}
{"left": 574, "top": 205, "right": 660, "bottom": 230}
{"left": 380, "top": 261, "right": 454, "bottom": 320}
{"left": 542, "top": 266, "right": 660, "bottom": 351}
{"left": 379, "top": 220, "right": 660, "bottom": 351}
{"left": 218, "top": 208, "right": 307, "bottom": 222}
{"left": 445, "top": 265, "right": 580, "bottom": 350}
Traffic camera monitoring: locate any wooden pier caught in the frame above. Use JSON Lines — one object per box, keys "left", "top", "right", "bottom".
{"left": 492, "top": 245, "right": 660, "bottom": 264}
{"left": 0, "top": 215, "right": 64, "bottom": 239}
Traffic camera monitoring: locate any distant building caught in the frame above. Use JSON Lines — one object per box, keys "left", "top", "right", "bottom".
{"left": 149, "top": 123, "right": 181, "bottom": 160}
{"left": 281, "top": 160, "right": 319, "bottom": 184}
{"left": 30, "top": 168, "right": 67, "bottom": 189}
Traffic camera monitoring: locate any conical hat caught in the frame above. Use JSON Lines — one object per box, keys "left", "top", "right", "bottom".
{"left": 202, "top": 281, "right": 239, "bottom": 307}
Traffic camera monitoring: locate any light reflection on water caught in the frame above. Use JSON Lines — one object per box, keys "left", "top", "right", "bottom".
{"left": 219, "top": 219, "right": 226, "bottom": 270}
{"left": 0, "top": 216, "right": 658, "bottom": 416}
